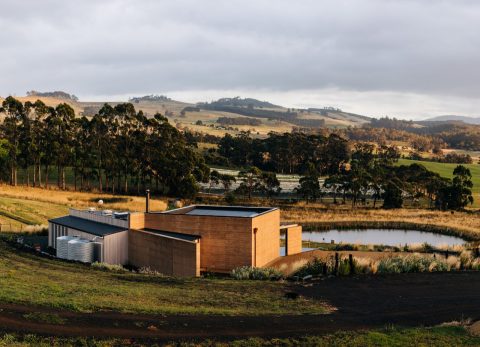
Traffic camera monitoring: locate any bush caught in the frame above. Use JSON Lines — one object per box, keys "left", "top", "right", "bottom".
{"left": 91, "top": 262, "right": 128, "bottom": 273}
{"left": 138, "top": 267, "right": 165, "bottom": 276}
{"left": 294, "top": 257, "right": 333, "bottom": 277}
{"left": 231, "top": 266, "right": 283, "bottom": 280}
{"left": 377, "top": 255, "right": 449, "bottom": 274}
{"left": 225, "top": 192, "right": 237, "bottom": 204}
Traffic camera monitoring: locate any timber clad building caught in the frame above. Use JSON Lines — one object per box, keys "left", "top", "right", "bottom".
{"left": 48, "top": 205, "right": 302, "bottom": 277}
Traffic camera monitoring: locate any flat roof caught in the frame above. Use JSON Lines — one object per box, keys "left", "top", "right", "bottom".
{"left": 140, "top": 228, "right": 200, "bottom": 242}
{"left": 49, "top": 216, "right": 127, "bottom": 237}
{"left": 163, "top": 205, "right": 277, "bottom": 218}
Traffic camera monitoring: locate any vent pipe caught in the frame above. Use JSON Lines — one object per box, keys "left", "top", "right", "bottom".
{"left": 146, "top": 189, "right": 150, "bottom": 213}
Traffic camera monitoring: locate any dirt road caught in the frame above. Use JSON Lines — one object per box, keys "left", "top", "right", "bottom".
{"left": 0, "top": 272, "right": 478, "bottom": 342}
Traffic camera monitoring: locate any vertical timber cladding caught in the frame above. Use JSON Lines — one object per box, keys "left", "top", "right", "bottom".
{"left": 128, "top": 230, "right": 200, "bottom": 277}
{"left": 252, "top": 209, "right": 281, "bottom": 267}
{"left": 144, "top": 213, "right": 254, "bottom": 272}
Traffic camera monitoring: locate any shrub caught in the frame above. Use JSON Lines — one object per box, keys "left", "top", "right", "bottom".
{"left": 231, "top": 266, "right": 283, "bottom": 280}
{"left": 138, "top": 267, "right": 165, "bottom": 276}
{"left": 91, "top": 262, "right": 128, "bottom": 273}
{"left": 377, "top": 255, "right": 449, "bottom": 274}
{"left": 294, "top": 257, "right": 333, "bottom": 277}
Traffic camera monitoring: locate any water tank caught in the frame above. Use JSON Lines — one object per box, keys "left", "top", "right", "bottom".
{"left": 67, "top": 239, "right": 94, "bottom": 263}
{"left": 56, "top": 236, "right": 76, "bottom": 259}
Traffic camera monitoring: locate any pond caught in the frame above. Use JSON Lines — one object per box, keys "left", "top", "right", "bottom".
{"left": 302, "top": 229, "right": 466, "bottom": 248}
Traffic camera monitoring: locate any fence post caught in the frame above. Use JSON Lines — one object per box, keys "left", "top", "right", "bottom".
{"left": 335, "top": 252, "right": 339, "bottom": 275}
{"left": 349, "top": 254, "right": 354, "bottom": 275}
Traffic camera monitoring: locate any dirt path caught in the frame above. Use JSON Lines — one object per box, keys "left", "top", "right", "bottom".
{"left": 0, "top": 272, "right": 478, "bottom": 342}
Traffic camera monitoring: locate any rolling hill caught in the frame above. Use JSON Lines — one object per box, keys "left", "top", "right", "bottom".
{"left": 423, "top": 115, "right": 480, "bottom": 125}
{"left": 1, "top": 93, "right": 371, "bottom": 137}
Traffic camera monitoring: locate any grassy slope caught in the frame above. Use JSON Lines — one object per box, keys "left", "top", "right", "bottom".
{"left": 0, "top": 241, "right": 327, "bottom": 316}
{"left": 398, "top": 158, "right": 480, "bottom": 206}
{"left": 0, "top": 185, "right": 167, "bottom": 230}
{"left": 0, "top": 326, "right": 478, "bottom": 346}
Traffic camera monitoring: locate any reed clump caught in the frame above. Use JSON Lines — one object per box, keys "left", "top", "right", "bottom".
{"left": 292, "top": 251, "right": 480, "bottom": 277}
{"left": 231, "top": 266, "right": 284, "bottom": 280}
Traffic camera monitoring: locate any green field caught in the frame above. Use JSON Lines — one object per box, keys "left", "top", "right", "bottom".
{"left": 398, "top": 159, "right": 480, "bottom": 207}
{"left": 0, "top": 240, "right": 328, "bottom": 316}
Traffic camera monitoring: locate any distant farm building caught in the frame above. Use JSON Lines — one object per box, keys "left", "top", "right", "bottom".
{"left": 48, "top": 198, "right": 302, "bottom": 277}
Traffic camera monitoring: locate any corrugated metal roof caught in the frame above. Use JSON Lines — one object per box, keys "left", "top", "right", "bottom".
{"left": 140, "top": 228, "right": 201, "bottom": 242}
{"left": 49, "top": 216, "right": 127, "bottom": 237}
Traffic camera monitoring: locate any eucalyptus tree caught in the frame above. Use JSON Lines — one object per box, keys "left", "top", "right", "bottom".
{"left": 295, "top": 163, "right": 321, "bottom": 203}
{"left": 220, "top": 173, "right": 236, "bottom": 192}
{"left": 53, "top": 103, "right": 75, "bottom": 190}
{"left": 18, "top": 102, "right": 33, "bottom": 185}
{"left": 237, "top": 166, "right": 262, "bottom": 199}
{"left": 30, "top": 100, "right": 50, "bottom": 187}
{"left": 0, "top": 96, "right": 25, "bottom": 185}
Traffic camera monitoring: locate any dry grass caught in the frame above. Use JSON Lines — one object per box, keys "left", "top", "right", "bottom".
{"left": 0, "top": 185, "right": 168, "bottom": 230}
{"left": 281, "top": 203, "right": 480, "bottom": 241}
{"left": 0, "top": 184, "right": 167, "bottom": 212}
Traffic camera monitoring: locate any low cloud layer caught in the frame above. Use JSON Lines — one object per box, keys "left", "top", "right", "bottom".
{"left": 1, "top": 0, "right": 479, "bottom": 118}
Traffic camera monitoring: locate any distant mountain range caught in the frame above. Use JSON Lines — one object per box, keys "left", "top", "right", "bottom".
{"left": 423, "top": 115, "right": 480, "bottom": 125}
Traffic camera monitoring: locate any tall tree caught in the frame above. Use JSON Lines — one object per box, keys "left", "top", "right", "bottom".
{"left": 295, "top": 163, "right": 321, "bottom": 203}
{"left": 237, "top": 166, "right": 262, "bottom": 199}
{"left": 0, "top": 96, "right": 25, "bottom": 185}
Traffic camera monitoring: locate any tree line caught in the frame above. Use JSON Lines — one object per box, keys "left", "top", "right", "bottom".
{"left": 207, "top": 132, "right": 474, "bottom": 210}
{"left": 0, "top": 97, "right": 208, "bottom": 197}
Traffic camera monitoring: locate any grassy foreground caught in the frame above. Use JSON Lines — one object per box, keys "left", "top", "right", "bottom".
{"left": 0, "top": 241, "right": 328, "bottom": 316}
{"left": 0, "top": 326, "right": 478, "bottom": 346}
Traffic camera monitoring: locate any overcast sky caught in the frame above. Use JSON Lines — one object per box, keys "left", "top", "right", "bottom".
{"left": 1, "top": 0, "right": 480, "bottom": 119}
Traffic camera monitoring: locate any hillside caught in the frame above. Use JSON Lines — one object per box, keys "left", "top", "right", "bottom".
{"left": 423, "top": 115, "right": 480, "bottom": 125}
{"left": 0, "top": 93, "right": 370, "bottom": 137}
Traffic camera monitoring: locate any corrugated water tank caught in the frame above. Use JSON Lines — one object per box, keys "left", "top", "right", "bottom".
{"left": 56, "top": 236, "right": 76, "bottom": 259}
{"left": 67, "top": 239, "right": 94, "bottom": 263}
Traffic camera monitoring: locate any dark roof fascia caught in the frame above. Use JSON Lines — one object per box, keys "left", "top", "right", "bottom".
{"left": 48, "top": 216, "right": 127, "bottom": 237}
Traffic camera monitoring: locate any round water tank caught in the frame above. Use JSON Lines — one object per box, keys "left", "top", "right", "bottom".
{"left": 56, "top": 236, "right": 75, "bottom": 259}
{"left": 67, "top": 239, "right": 94, "bottom": 263}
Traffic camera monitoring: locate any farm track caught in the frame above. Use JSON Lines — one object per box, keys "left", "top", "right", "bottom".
{"left": 0, "top": 272, "right": 478, "bottom": 342}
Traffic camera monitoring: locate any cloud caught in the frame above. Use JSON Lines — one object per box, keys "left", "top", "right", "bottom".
{"left": 1, "top": 0, "right": 479, "bottom": 118}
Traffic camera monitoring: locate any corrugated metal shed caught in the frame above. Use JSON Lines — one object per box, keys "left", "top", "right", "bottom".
{"left": 49, "top": 216, "right": 127, "bottom": 236}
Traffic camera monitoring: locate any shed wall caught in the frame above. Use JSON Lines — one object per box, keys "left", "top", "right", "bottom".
{"left": 103, "top": 231, "right": 129, "bottom": 265}
{"left": 128, "top": 229, "right": 199, "bottom": 277}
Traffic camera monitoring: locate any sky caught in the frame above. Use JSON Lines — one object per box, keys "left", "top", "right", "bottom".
{"left": 1, "top": 0, "right": 480, "bottom": 119}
